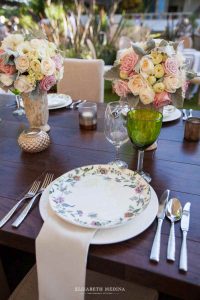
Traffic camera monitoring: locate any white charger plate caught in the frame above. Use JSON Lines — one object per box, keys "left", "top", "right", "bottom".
{"left": 163, "top": 107, "right": 182, "bottom": 122}
{"left": 48, "top": 165, "right": 151, "bottom": 229}
{"left": 20, "top": 94, "right": 72, "bottom": 110}
{"left": 39, "top": 181, "right": 158, "bottom": 245}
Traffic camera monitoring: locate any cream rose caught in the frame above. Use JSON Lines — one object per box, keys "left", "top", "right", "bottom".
{"left": 41, "top": 58, "right": 56, "bottom": 76}
{"left": 1, "top": 34, "right": 24, "bottom": 51}
{"left": 128, "top": 75, "right": 146, "bottom": 96}
{"left": 30, "top": 59, "right": 41, "bottom": 73}
{"left": 15, "top": 55, "right": 29, "bottom": 73}
{"left": 140, "top": 57, "right": 154, "bottom": 76}
{"left": 163, "top": 76, "right": 181, "bottom": 93}
{"left": 139, "top": 86, "right": 155, "bottom": 105}
{"left": 14, "top": 75, "right": 34, "bottom": 93}
{"left": 0, "top": 74, "right": 14, "bottom": 86}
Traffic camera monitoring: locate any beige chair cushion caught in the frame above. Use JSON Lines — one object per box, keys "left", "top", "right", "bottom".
{"left": 9, "top": 265, "right": 158, "bottom": 300}
{"left": 0, "top": 259, "right": 10, "bottom": 300}
{"left": 57, "top": 58, "right": 105, "bottom": 103}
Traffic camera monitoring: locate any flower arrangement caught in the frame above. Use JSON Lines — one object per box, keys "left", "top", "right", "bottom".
{"left": 0, "top": 32, "right": 63, "bottom": 95}
{"left": 105, "top": 39, "right": 196, "bottom": 108}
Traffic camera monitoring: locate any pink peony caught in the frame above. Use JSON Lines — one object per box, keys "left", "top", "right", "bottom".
{"left": 40, "top": 75, "right": 56, "bottom": 91}
{"left": 164, "top": 58, "right": 178, "bottom": 76}
{"left": 52, "top": 55, "right": 63, "bottom": 69}
{"left": 113, "top": 80, "right": 130, "bottom": 97}
{"left": 154, "top": 91, "right": 171, "bottom": 108}
{"left": 0, "top": 62, "right": 16, "bottom": 75}
{"left": 120, "top": 51, "right": 138, "bottom": 77}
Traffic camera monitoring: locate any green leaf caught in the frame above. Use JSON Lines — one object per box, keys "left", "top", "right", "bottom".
{"left": 171, "top": 88, "right": 184, "bottom": 108}
{"left": 127, "top": 95, "right": 139, "bottom": 108}
{"left": 145, "top": 39, "right": 156, "bottom": 53}
{"left": 169, "top": 41, "right": 179, "bottom": 51}
{"left": 159, "top": 40, "right": 168, "bottom": 47}
{"left": 134, "top": 62, "right": 140, "bottom": 73}
{"left": 132, "top": 44, "right": 146, "bottom": 57}
{"left": 186, "top": 71, "right": 197, "bottom": 80}
{"left": 104, "top": 65, "right": 120, "bottom": 81}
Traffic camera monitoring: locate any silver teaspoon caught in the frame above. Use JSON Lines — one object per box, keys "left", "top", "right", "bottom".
{"left": 166, "top": 198, "right": 182, "bottom": 261}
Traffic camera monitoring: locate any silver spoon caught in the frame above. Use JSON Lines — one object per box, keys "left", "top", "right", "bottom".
{"left": 166, "top": 198, "right": 182, "bottom": 261}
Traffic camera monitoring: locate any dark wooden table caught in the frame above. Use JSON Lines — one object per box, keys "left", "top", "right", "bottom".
{"left": 0, "top": 95, "right": 199, "bottom": 299}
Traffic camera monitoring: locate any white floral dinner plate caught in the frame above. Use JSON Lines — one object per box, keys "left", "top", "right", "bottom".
{"left": 162, "top": 106, "right": 182, "bottom": 122}
{"left": 39, "top": 184, "right": 158, "bottom": 244}
{"left": 48, "top": 165, "right": 151, "bottom": 229}
{"left": 47, "top": 93, "right": 72, "bottom": 109}
{"left": 20, "top": 94, "right": 72, "bottom": 110}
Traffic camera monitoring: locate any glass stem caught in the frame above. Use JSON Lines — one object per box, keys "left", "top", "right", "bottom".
{"left": 115, "top": 145, "right": 120, "bottom": 161}
{"left": 137, "top": 150, "right": 144, "bottom": 173}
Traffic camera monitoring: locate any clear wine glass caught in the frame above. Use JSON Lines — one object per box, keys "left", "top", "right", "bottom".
{"left": 127, "top": 109, "right": 163, "bottom": 182}
{"left": 13, "top": 95, "right": 25, "bottom": 116}
{"left": 104, "top": 101, "right": 129, "bottom": 168}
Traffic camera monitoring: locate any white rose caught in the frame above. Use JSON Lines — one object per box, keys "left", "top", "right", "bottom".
{"left": 30, "top": 39, "right": 46, "bottom": 49}
{"left": 1, "top": 34, "right": 24, "bottom": 51}
{"left": 140, "top": 57, "right": 154, "bottom": 77}
{"left": 14, "top": 75, "right": 34, "bottom": 93}
{"left": 16, "top": 41, "right": 32, "bottom": 55}
{"left": 41, "top": 58, "right": 56, "bottom": 76}
{"left": 0, "top": 74, "right": 14, "bottom": 86}
{"left": 30, "top": 39, "right": 48, "bottom": 59}
{"left": 46, "top": 42, "right": 57, "bottom": 57}
{"left": 163, "top": 75, "right": 181, "bottom": 93}
{"left": 15, "top": 55, "right": 30, "bottom": 73}
{"left": 139, "top": 86, "right": 155, "bottom": 105}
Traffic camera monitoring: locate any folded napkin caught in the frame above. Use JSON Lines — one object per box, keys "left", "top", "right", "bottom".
{"left": 36, "top": 211, "right": 96, "bottom": 300}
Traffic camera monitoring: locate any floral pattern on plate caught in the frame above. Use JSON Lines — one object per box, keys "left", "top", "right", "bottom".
{"left": 49, "top": 165, "right": 151, "bottom": 229}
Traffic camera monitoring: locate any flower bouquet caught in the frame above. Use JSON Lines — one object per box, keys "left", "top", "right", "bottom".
{"left": 0, "top": 32, "right": 64, "bottom": 131}
{"left": 105, "top": 39, "right": 196, "bottom": 108}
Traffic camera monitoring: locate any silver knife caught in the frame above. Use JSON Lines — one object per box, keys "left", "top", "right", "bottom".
{"left": 179, "top": 202, "right": 191, "bottom": 272}
{"left": 150, "top": 189, "right": 170, "bottom": 262}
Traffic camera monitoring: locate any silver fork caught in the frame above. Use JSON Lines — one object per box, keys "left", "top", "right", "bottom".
{"left": 0, "top": 180, "right": 41, "bottom": 228}
{"left": 12, "top": 173, "right": 54, "bottom": 228}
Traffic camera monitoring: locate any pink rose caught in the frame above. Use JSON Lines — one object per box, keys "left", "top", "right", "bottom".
{"left": 52, "top": 55, "right": 63, "bottom": 69}
{"left": 164, "top": 58, "right": 178, "bottom": 76}
{"left": 154, "top": 91, "right": 171, "bottom": 108}
{"left": 40, "top": 75, "right": 56, "bottom": 91}
{"left": 113, "top": 80, "right": 130, "bottom": 97}
{"left": 0, "top": 63, "right": 16, "bottom": 75}
{"left": 120, "top": 50, "right": 138, "bottom": 77}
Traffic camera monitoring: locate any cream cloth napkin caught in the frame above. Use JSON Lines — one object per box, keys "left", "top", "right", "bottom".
{"left": 36, "top": 213, "right": 96, "bottom": 300}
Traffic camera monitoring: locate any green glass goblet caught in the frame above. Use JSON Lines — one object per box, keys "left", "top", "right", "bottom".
{"left": 127, "top": 109, "right": 163, "bottom": 182}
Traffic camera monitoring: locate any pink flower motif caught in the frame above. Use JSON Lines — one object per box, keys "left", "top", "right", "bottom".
{"left": 113, "top": 80, "right": 130, "bottom": 97}
{"left": 0, "top": 49, "right": 5, "bottom": 65}
{"left": 52, "top": 55, "right": 63, "bottom": 69}
{"left": 182, "top": 80, "right": 189, "bottom": 98}
{"left": 164, "top": 58, "right": 178, "bottom": 76}
{"left": 154, "top": 91, "right": 171, "bottom": 108}
{"left": 40, "top": 75, "right": 56, "bottom": 91}
{"left": 120, "top": 51, "right": 138, "bottom": 77}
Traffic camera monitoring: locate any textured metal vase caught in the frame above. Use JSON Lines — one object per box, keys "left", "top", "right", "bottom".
{"left": 22, "top": 92, "right": 50, "bottom": 132}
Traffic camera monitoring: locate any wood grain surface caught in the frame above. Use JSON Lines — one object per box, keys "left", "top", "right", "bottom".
{"left": 0, "top": 95, "right": 199, "bottom": 299}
